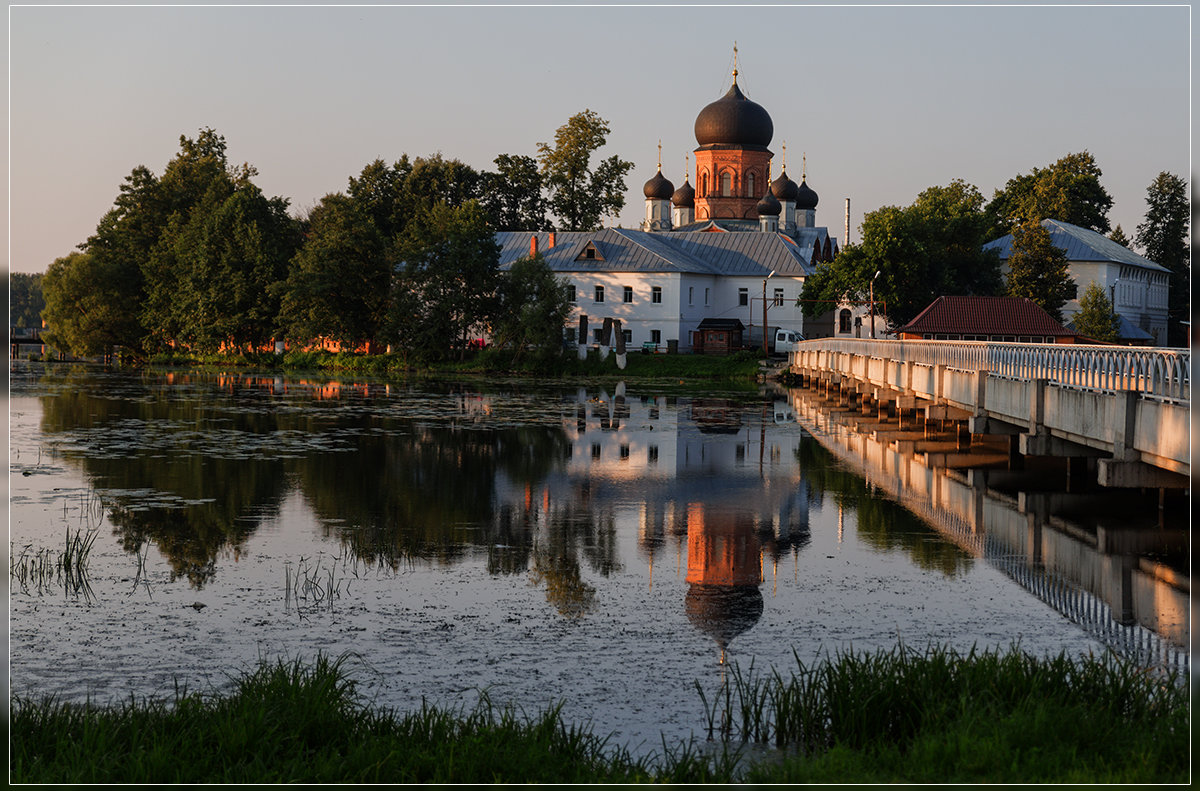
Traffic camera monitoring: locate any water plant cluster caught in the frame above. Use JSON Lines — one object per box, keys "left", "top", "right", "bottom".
{"left": 9, "top": 526, "right": 99, "bottom": 600}
{"left": 11, "top": 646, "right": 1189, "bottom": 784}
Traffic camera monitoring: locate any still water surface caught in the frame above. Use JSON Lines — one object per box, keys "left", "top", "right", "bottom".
{"left": 8, "top": 364, "right": 1187, "bottom": 756}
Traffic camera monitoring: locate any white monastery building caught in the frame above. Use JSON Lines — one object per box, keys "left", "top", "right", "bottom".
{"left": 983, "top": 219, "right": 1171, "bottom": 345}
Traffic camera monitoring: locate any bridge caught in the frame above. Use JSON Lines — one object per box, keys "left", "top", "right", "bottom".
{"left": 788, "top": 339, "right": 1190, "bottom": 489}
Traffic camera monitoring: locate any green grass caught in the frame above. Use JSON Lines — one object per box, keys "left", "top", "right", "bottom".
{"left": 706, "top": 644, "right": 1191, "bottom": 784}
{"left": 11, "top": 646, "right": 1189, "bottom": 784}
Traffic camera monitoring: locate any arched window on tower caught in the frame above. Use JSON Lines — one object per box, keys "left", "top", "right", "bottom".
{"left": 700, "top": 172, "right": 708, "bottom": 197}
{"left": 720, "top": 171, "right": 732, "bottom": 197}
{"left": 839, "top": 309, "right": 852, "bottom": 334}
{"left": 746, "top": 172, "right": 756, "bottom": 197}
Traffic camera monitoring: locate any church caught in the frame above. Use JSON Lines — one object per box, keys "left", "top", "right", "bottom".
{"left": 497, "top": 62, "right": 841, "bottom": 353}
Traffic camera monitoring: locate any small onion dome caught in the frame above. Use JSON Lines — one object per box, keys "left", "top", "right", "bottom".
{"left": 795, "top": 179, "right": 819, "bottom": 210}
{"left": 770, "top": 170, "right": 799, "bottom": 202}
{"left": 694, "top": 81, "right": 774, "bottom": 148}
{"left": 672, "top": 177, "right": 695, "bottom": 208}
{"left": 643, "top": 168, "right": 675, "bottom": 200}
{"left": 756, "top": 191, "right": 782, "bottom": 216}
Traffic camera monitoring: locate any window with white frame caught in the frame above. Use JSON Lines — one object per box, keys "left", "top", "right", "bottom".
{"left": 623, "top": 286, "right": 633, "bottom": 303}
{"left": 738, "top": 288, "right": 748, "bottom": 306}
{"left": 594, "top": 285, "right": 604, "bottom": 303}
{"left": 651, "top": 286, "right": 662, "bottom": 304}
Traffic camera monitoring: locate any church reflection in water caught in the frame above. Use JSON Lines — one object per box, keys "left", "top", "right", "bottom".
{"left": 553, "top": 383, "right": 811, "bottom": 660}
{"left": 684, "top": 507, "right": 765, "bottom": 664}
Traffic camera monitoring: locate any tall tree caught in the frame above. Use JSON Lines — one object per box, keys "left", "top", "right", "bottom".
{"left": 800, "top": 180, "right": 1002, "bottom": 327}
{"left": 986, "top": 151, "right": 1113, "bottom": 237}
{"left": 481, "top": 153, "right": 549, "bottom": 231}
{"left": 1071, "top": 282, "right": 1119, "bottom": 342}
{"left": 347, "top": 157, "right": 411, "bottom": 238}
{"left": 1134, "top": 171, "right": 1189, "bottom": 346}
{"left": 152, "top": 171, "right": 300, "bottom": 353}
{"left": 492, "top": 252, "right": 571, "bottom": 361}
{"left": 140, "top": 129, "right": 237, "bottom": 350}
{"left": 280, "top": 193, "right": 391, "bottom": 348}
{"left": 537, "top": 110, "right": 633, "bottom": 231}
{"left": 41, "top": 252, "right": 143, "bottom": 357}
{"left": 1004, "top": 220, "right": 1076, "bottom": 322}
{"left": 388, "top": 200, "right": 500, "bottom": 361}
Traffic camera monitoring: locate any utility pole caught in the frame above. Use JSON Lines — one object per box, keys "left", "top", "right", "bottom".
{"left": 763, "top": 270, "right": 775, "bottom": 355}
{"left": 869, "top": 270, "right": 880, "bottom": 339}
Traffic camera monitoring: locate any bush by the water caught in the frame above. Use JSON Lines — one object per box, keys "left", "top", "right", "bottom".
{"left": 11, "top": 646, "right": 1189, "bottom": 784}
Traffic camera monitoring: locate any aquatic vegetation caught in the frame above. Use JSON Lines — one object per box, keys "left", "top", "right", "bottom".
{"left": 9, "top": 526, "right": 99, "bottom": 600}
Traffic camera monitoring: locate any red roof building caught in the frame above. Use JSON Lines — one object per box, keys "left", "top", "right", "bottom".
{"left": 894, "top": 296, "right": 1083, "bottom": 343}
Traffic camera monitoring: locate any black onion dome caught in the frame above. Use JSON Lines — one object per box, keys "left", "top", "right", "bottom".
{"left": 795, "top": 179, "right": 819, "bottom": 210}
{"left": 771, "top": 171, "right": 799, "bottom": 202}
{"left": 643, "top": 169, "right": 675, "bottom": 200}
{"left": 694, "top": 81, "right": 773, "bottom": 148}
{"left": 672, "top": 178, "right": 695, "bottom": 208}
{"left": 756, "top": 191, "right": 781, "bottom": 216}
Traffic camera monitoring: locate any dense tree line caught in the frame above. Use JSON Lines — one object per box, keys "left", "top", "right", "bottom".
{"left": 802, "top": 152, "right": 1187, "bottom": 336}
{"left": 38, "top": 111, "right": 629, "bottom": 362}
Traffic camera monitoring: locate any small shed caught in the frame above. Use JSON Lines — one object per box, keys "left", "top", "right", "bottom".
{"left": 691, "top": 318, "right": 745, "bottom": 355}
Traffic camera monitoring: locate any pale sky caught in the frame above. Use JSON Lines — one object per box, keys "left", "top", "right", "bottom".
{"left": 5, "top": 2, "right": 1193, "bottom": 274}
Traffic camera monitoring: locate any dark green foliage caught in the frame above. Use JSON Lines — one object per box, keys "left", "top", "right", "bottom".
{"left": 537, "top": 110, "right": 634, "bottom": 231}
{"left": 1071, "top": 282, "right": 1119, "bottom": 342}
{"left": 1004, "top": 220, "right": 1076, "bottom": 322}
{"left": 800, "top": 180, "right": 1002, "bottom": 327}
{"left": 1134, "top": 171, "right": 1189, "bottom": 346}
{"left": 10, "top": 272, "right": 45, "bottom": 326}
{"left": 280, "top": 193, "right": 391, "bottom": 347}
{"left": 41, "top": 252, "right": 144, "bottom": 358}
{"left": 1108, "top": 224, "right": 1131, "bottom": 247}
{"left": 481, "top": 153, "right": 550, "bottom": 231}
{"left": 986, "top": 151, "right": 1113, "bottom": 237}
{"left": 148, "top": 176, "right": 300, "bottom": 353}
{"left": 491, "top": 252, "right": 571, "bottom": 361}
{"left": 388, "top": 200, "right": 500, "bottom": 362}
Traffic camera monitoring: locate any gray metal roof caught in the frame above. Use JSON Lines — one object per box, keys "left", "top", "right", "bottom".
{"left": 497, "top": 226, "right": 825, "bottom": 277}
{"left": 983, "top": 219, "right": 1169, "bottom": 273}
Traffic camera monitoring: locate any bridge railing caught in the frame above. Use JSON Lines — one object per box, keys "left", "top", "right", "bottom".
{"left": 793, "top": 339, "right": 1190, "bottom": 403}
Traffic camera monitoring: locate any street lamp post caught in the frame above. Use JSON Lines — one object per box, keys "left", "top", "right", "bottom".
{"left": 1109, "top": 278, "right": 1120, "bottom": 315}
{"left": 869, "top": 270, "right": 881, "bottom": 339}
{"left": 763, "top": 270, "right": 775, "bottom": 355}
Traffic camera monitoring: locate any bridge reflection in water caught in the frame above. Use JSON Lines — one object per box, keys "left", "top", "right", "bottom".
{"left": 785, "top": 384, "right": 1189, "bottom": 675}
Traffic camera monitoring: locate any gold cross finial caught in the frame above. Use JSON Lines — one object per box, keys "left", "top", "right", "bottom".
{"left": 657, "top": 139, "right": 662, "bottom": 170}
{"left": 782, "top": 142, "right": 787, "bottom": 172}
{"left": 802, "top": 152, "right": 807, "bottom": 180}
{"left": 684, "top": 153, "right": 690, "bottom": 181}
{"left": 732, "top": 42, "right": 738, "bottom": 81}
